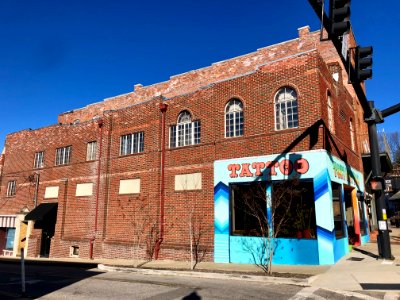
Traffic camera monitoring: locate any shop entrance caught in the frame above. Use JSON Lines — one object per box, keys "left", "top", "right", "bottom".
{"left": 344, "top": 188, "right": 360, "bottom": 245}
{"left": 25, "top": 203, "right": 58, "bottom": 257}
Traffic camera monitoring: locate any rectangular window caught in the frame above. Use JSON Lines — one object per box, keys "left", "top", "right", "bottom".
{"left": 231, "top": 182, "right": 267, "bottom": 236}
{"left": 34, "top": 151, "right": 44, "bottom": 169}
{"left": 5, "top": 228, "right": 16, "bottom": 250}
{"left": 169, "top": 126, "right": 177, "bottom": 148}
{"left": 86, "top": 141, "right": 97, "bottom": 161}
{"left": 193, "top": 121, "right": 201, "bottom": 145}
{"left": 70, "top": 245, "right": 80, "bottom": 257}
{"left": 55, "top": 146, "right": 71, "bottom": 166}
{"left": 169, "top": 121, "right": 201, "bottom": 148}
{"left": 120, "top": 132, "right": 144, "bottom": 156}
{"left": 6, "top": 181, "right": 16, "bottom": 197}
{"left": 273, "top": 180, "right": 315, "bottom": 238}
{"left": 332, "top": 182, "right": 345, "bottom": 238}
{"left": 230, "top": 180, "right": 316, "bottom": 238}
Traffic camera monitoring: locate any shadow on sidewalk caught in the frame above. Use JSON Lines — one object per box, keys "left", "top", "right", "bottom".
{"left": 352, "top": 247, "right": 379, "bottom": 259}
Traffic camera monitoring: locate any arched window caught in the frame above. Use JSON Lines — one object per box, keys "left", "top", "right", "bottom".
{"left": 327, "top": 92, "right": 334, "bottom": 133}
{"left": 350, "top": 118, "right": 355, "bottom": 151}
{"left": 275, "top": 87, "right": 298, "bottom": 130}
{"left": 225, "top": 99, "right": 244, "bottom": 137}
{"left": 169, "top": 111, "right": 201, "bottom": 148}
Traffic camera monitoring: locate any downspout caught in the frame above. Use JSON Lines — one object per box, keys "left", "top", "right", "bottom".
{"left": 154, "top": 102, "right": 168, "bottom": 259}
{"left": 33, "top": 173, "right": 40, "bottom": 208}
{"left": 90, "top": 118, "right": 104, "bottom": 259}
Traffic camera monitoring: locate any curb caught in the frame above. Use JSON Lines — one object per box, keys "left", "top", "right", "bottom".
{"left": 98, "top": 264, "right": 310, "bottom": 286}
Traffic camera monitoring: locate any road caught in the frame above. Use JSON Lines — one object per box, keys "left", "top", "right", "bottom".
{"left": 0, "top": 261, "right": 381, "bottom": 299}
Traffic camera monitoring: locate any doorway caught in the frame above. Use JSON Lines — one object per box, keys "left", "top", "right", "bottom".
{"left": 344, "top": 188, "right": 359, "bottom": 245}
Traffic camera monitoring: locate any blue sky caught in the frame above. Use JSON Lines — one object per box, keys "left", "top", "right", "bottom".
{"left": 0, "top": 0, "right": 399, "bottom": 150}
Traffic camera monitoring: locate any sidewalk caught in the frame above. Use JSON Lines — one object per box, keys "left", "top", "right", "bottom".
{"left": 1, "top": 227, "right": 399, "bottom": 295}
{"left": 309, "top": 226, "right": 400, "bottom": 292}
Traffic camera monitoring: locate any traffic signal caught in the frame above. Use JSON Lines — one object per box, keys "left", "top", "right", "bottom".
{"left": 355, "top": 46, "right": 373, "bottom": 82}
{"left": 329, "top": 0, "right": 351, "bottom": 37}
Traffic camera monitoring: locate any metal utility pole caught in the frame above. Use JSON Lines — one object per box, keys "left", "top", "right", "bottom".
{"left": 307, "top": 0, "right": 400, "bottom": 259}
{"left": 366, "top": 101, "right": 392, "bottom": 259}
{"left": 366, "top": 102, "right": 400, "bottom": 259}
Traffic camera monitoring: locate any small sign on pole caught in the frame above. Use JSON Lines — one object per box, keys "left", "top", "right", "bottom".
{"left": 378, "top": 220, "right": 388, "bottom": 231}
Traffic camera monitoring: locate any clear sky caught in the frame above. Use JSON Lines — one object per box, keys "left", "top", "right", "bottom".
{"left": 0, "top": 0, "right": 399, "bottom": 150}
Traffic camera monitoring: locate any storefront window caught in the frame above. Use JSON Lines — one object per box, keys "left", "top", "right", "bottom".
{"left": 230, "top": 182, "right": 267, "bottom": 236}
{"left": 332, "top": 182, "right": 345, "bottom": 238}
{"left": 5, "top": 228, "right": 15, "bottom": 250}
{"left": 274, "top": 180, "right": 316, "bottom": 238}
{"left": 230, "top": 180, "right": 316, "bottom": 239}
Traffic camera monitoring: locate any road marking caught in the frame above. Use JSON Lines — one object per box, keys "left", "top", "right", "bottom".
{"left": 384, "top": 292, "right": 400, "bottom": 300}
{"left": 288, "top": 286, "right": 325, "bottom": 299}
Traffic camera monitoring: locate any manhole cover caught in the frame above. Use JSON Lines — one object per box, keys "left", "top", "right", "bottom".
{"left": 347, "top": 257, "right": 365, "bottom": 261}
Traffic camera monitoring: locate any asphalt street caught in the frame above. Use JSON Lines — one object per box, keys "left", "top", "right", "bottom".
{"left": 0, "top": 261, "right": 389, "bottom": 299}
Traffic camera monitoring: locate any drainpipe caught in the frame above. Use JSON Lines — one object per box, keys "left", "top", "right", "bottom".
{"left": 154, "top": 102, "right": 168, "bottom": 260}
{"left": 90, "top": 118, "right": 104, "bottom": 260}
{"left": 33, "top": 173, "right": 40, "bottom": 208}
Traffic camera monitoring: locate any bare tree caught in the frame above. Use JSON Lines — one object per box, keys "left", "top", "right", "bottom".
{"left": 177, "top": 174, "right": 210, "bottom": 270}
{"left": 118, "top": 196, "right": 158, "bottom": 266}
{"left": 239, "top": 179, "right": 305, "bottom": 274}
{"left": 388, "top": 132, "right": 400, "bottom": 164}
{"left": 379, "top": 130, "right": 400, "bottom": 164}
{"left": 187, "top": 202, "right": 209, "bottom": 270}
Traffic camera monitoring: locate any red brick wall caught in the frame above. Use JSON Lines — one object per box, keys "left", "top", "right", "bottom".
{"left": 0, "top": 27, "right": 365, "bottom": 261}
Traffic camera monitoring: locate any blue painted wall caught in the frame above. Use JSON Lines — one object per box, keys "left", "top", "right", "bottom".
{"left": 229, "top": 236, "right": 319, "bottom": 265}
{"left": 214, "top": 150, "right": 365, "bottom": 265}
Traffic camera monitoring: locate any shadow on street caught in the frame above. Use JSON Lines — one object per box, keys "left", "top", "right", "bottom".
{"left": 0, "top": 259, "right": 101, "bottom": 299}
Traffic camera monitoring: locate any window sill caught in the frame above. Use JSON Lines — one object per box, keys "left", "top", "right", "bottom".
{"left": 168, "top": 143, "right": 202, "bottom": 151}
{"left": 119, "top": 152, "right": 145, "bottom": 158}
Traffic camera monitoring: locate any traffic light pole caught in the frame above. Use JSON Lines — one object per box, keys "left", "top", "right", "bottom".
{"left": 307, "top": 0, "right": 400, "bottom": 260}
{"left": 366, "top": 101, "right": 392, "bottom": 260}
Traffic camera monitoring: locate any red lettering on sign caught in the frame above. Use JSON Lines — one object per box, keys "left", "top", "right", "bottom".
{"left": 239, "top": 163, "right": 253, "bottom": 177}
{"left": 228, "top": 164, "right": 241, "bottom": 178}
{"left": 293, "top": 158, "right": 309, "bottom": 174}
{"left": 279, "top": 159, "right": 293, "bottom": 175}
{"left": 252, "top": 162, "right": 265, "bottom": 176}
{"left": 267, "top": 161, "right": 279, "bottom": 176}
{"left": 227, "top": 158, "right": 310, "bottom": 178}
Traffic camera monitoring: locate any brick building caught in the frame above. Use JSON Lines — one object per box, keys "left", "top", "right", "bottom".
{"left": 0, "top": 26, "right": 370, "bottom": 265}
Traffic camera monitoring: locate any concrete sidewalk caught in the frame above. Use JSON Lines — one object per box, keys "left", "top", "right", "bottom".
{"left": 1, "top": 227, "right": 400, "bottom": 296}
{"left": 310, "top": 226, "right": 400, "bottom": 293}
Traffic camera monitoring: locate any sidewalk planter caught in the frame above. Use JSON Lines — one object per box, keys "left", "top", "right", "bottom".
{"left": 214, "top": 150, "right": 370, "bottom": 266}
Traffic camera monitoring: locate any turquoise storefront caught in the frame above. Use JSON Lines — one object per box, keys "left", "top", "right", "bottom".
{"left": 214, "top": 149, "right": 368, "bottom": 265}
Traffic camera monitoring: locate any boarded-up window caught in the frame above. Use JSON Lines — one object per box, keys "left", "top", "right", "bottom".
{"left": 75, "top": 183, "right": 93, "bottom": 197}
{"left": 44, "top": 186, "right": 59, "bottom": 199}
{"left": 119, "top": 179, "right": 140, "bottom": 194}
{"left": 174, "top": 173, "right": 202, "bottom": 191}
